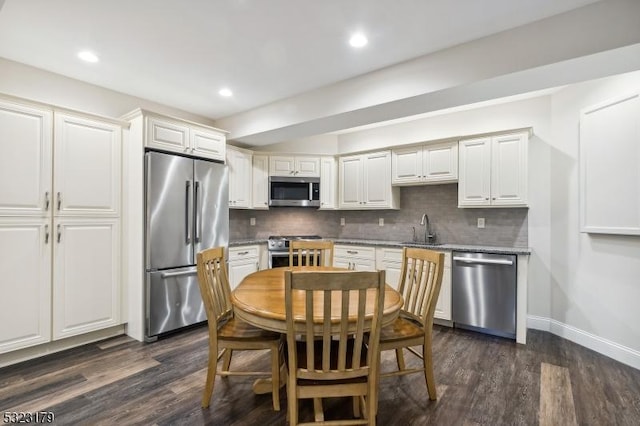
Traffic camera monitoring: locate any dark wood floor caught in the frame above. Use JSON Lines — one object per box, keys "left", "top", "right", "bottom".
{"left": 1, "top": 325, "right": 639, "bottom": 425}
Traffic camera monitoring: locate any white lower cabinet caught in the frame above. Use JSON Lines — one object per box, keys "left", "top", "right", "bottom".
{"left": 53, "top": 218, "right": 121, "bottom": 339}
{"left": 228, "top": 245, "right": 260, "bottom": 290}
{"left": 334, "top": 245, "right": 376, "bottom": 271}
{"left": 374, "top": 247, "right": 452, "bottom": 321}
{"left": 0, "top": 218, "right": 51, "bottom": 353}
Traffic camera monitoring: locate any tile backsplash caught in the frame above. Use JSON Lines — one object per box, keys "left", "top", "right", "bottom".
{"left": 230, "top": 184, "right": 528, "bottom": 247}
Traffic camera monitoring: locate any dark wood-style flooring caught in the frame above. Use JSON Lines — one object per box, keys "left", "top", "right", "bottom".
{"left": 1, "top": 325, "right": 639, "bottom": 425}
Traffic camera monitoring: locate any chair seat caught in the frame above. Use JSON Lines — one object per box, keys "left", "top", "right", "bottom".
{"left": 218, "top": 317, "right": 282, "bottom": 341}
{"left": 380, "top": 316, "right": 425, "bottom": 342}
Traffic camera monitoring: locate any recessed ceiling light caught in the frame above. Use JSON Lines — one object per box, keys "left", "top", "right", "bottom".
{"left": 349, "top": 33, "right": 368, "bottom": 48}
{"left": 219, "top": 88, "right": 233, "bottom": 97}
{"left": 77, "top": 50, "right": 99, "bottom": 63}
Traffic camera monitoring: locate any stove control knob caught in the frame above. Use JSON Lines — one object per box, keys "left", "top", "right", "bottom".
{"left": 278, "top": 241, "right": 284, "bottom": 248}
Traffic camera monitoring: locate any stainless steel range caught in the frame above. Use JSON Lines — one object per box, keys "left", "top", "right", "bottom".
{"left": 268, "top": 235, "right": 322, "bottom": 268}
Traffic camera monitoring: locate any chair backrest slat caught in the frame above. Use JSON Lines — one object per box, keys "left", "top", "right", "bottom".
{"left": 397, "top": 247, "right": 445, "bottom": 325}
{"left": 197, "top": 247, "right": 233, "bottom": 336}
{"left": 289, "top": 240, "right": 334, "bottom": 267}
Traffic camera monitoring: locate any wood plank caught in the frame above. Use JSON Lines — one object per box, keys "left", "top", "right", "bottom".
{"left": 539, "top": 362, "right": 578, "bottom": 426}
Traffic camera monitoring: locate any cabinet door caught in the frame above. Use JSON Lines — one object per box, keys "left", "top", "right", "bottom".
{"left": 352, "top": 258, "right": 376, "bottom": 271}
{"left": 363, "top": 151, "right": 391, "bottom": 208}
{"left": 339, "top": 155, "right": 363, "bottom": 208}
{"left": 227, "top": 148, "right": 252, "bottom": 208}
{"left": 52, "top": 218, "right": 120, "bottom": 339}
{"left": 423, "top": 141, "right": 458, "bottom": 183}
{"left": 491, "top": 133, "right": 528, "bottom": 206}
{"left": 269, "top": 156, "right": 295, "bottom": 176}
{"left": 0, "top": 101, "right": 52, "bottom": 217}
{"left": 227, "top": 258, "right": 259, "bottom": 290}
{"left": 191, "top": 127, "right": 225, "bottom": 161}
{"left": 434, "top": 266, "right": 452, "bottom": 320}
{"left": 54, "top": 113, "right": 121, "bottom": 216}
{"left": 319, "top": 156, "right": 337, "bottom": 209}
{"left": 0, "top": 218, "right": 51, "bottom": 353}
{"left": 458, "top": 137, "right": 491, "bottom": 207}
{"left": 392, "top": 146, "right": 422, "bottom": 184}
{"left": 252, "top": 155, "right": 269, "bottom": 209}
{"left": 146, "top": 116, "right": 189, "bottom": 153}
{"left": 295, "top": 157, "right": 320, "bottom": 177}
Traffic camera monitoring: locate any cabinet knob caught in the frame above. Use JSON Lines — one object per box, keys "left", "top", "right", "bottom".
{"left": 485, "top": 197, "right": 489, "bottom": 201}
{"left": 492, "top": 197, "right": 496, "bottom": 200}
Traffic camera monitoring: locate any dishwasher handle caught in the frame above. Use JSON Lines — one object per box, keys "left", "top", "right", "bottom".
{"left": 453, "top": 256, "right": 514, "bottom": 266}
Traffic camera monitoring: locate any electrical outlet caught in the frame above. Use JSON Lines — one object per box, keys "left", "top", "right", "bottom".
{"left": 477, "top": 217, "right": 485, "bottom": 228}
{"left": 340, "top": 218, "right": 346, "bottom": 226}
{"left": 379, "top": 218, "right": 384, "bottom": 226}
{"left": 250, "top": 217, "right": 256, "bottom": 226}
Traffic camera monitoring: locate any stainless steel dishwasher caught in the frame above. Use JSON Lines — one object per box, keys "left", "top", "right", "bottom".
{"left": 452, "top": 251, "right": 517, "bottom": 339}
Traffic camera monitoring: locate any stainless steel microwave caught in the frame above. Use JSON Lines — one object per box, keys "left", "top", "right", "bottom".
{"left": 269, "top": 176, "right": 320, "bottom": 207}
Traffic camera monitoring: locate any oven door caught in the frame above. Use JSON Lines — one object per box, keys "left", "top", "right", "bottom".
{"left": 269, "top": 251, "right": 322, "bottom": 268}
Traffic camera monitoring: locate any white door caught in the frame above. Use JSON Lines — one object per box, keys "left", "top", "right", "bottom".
{"left": 0, "top": 101, "right": 52, "bottom": 217}
{"left": 339, "top": 155, "right": 363, "bottom": 208}
{"left": 319, "top": 157, "right": 336, "bottom": 209}
{"left": 227, "top": 258, "right": 259, "bottom": 290}
{"left": 458, "top": 138, "right": 491, "bottom": 207}
{"left": 52, "top": 218, "right": 120, "bottom": 339}
{"left": 191, "top": 127, "right": 225, "bottom": 161}
{"left": 146, "top": 116, "right": 189, "bottom": 153}
{"left": 491, "top": 133, "right": 528, "bottom": 206}
{"left": 269, "top": 156, "right": 295, "bottom": 176}
{"left": 423, "top": 141, "right": 458, "bottom": 183}
{"left": 392, "top": 146, "right": 422, "bottom": 184}
{"left": 54, "top": 113, "right": 121, "bottom": 216}
{"left": 363, "top": 151, "right": 391, "bottom": 208}
{"left": 295, "top": 157, "right": 320, "bottom": 177}
{"left": 252, "top": 155, "right": 269, "bottom": 209}
{"left": 228, "top": 148, "right": 252, "bottom": 208}
{"left": 0, "top": 218, "right": 51, "bottom": 352}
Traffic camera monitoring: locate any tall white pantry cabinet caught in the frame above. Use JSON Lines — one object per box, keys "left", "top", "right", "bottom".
{"left": 0, "top": 96, "right": 124, "bottom": 354}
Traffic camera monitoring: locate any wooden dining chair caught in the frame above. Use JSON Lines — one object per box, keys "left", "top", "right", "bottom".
{"left": 378, "top": 247, "right": 444, "bottom": 401}
{"left": 284, "top": 269, "right": 386, "bottom": 425}
{"left": 289, "top": 240, "right": 334, "bottom": 267}
{"left": 196, "top": 246, "right": 284, "bottom": 411}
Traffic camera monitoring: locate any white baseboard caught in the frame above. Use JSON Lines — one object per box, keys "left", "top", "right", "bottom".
{"left": 527, "top": 315, "right": 640, "bottom": 370}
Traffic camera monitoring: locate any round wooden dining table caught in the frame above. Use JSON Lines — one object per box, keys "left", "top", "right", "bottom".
{"left": 232, "top": 266, "right": 404, "bottom": 334}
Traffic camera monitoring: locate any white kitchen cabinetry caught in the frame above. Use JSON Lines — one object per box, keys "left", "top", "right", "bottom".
{"left": 52, "top": 218, "right": 120, "bottom": 339}
{"left": 0, "top": 97, "right": 125, "bottom": 354}
{"left": 392, "top": 141, "right": 458, "bottom": 185}
{"left": 319, "top": 156, "right": 337, "bottom": 210}
{"left": 252, "top": 154, "right": 269, "bottom": 209}
{"left": 227, "top": 146, "right": 252, "bottom": 209}
{"left": 334, "top": 245, "right": 376, "bottom": 271}
{"left": 146, "top": 115, "right": 225, "bottom": 161}
{"left": 228, "top": 245, "right": 260, "bottom": 290}
{"left": 269, "top": 155, "right": 320, "bottom": 177}
{"left": 375, "top": 247, "right": 452, "bottom": 321}
{"left": 458, "top": 132, "right": 528, "bottom": 207}
{"left": 338, "top": 150, "right": 400, "bottom": 209}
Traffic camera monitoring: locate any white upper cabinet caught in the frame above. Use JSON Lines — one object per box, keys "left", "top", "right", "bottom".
{"left": 227, "top": 146, "right": 252, "bottom": 209}
{"left": 339, "top": 150, "right": 400, "bottom": 209}
{"left": 54, "top": 113, "right": 121, "bottom": 216}
{"left": 269, "top": 155, "right": 320, "bottom": 177}
{"left": 319, "top": 156, "right": 337, "bottom": 210}
{"left": 392, "top": 141, "right": 458, "bottom": 185}
{"left": 252, "top": 154, "right": 269, "bottom": 209}
{"left": 0, "top": 100, "right": 52, "bottom": 216}
{"left": 458, "top": 131, "right": 528, "bottom": 208}
{"left": 146, "top": 114, "right": 226, "bottom": 161}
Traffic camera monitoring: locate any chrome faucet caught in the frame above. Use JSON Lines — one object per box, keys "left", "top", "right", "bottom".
{"left": 420, "top": 213, "right": 436, "bottom": 244}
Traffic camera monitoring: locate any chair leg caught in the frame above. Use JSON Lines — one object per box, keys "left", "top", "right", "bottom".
{"left": 395, "top": 348, "right": 406, "bottom": 371}
{"left": 271, "top": 343, "right": 281, "bottom": 411}
{"left": 222, "top": 348, "right": 233, "bottom": 372}
{"left": 202, "top": 341, "right": 218, "bottom": 408}
{"left": 287, "top": 376, "right": 298, "bottom": 426}
{"left": 422, "top": 342, "right": 437, "bottom": 401}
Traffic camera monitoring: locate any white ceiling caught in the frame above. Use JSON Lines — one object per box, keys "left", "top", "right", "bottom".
{"left": 0, "top": 0, "right": 600, "bottom": 124}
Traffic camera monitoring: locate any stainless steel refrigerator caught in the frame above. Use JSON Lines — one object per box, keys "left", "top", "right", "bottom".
{"left": 145, "top": 150, "right": 229, "bottom": 340}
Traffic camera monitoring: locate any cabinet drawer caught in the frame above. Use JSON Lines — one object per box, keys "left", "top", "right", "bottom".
{"left": 334, "top": 245, "right": 375, "bottom": 260}
{"left": 228, "top": 245, "right": 259, "bottom": 260}
{"left": 378, "top": 247, "right": 403, "bottom": 264}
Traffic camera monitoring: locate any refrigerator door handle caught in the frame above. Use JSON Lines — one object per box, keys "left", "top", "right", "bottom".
{"left": 453, "top": 256, "right": 514, "bottom": 266}
{"left": 160, "top": 269, "right": 198, "bottom": 279}
{"left": 185, "top": 180, "right": 192, "bottom": 244}
{"left": 194, "top": 181, "right": 201, "bottom": 243}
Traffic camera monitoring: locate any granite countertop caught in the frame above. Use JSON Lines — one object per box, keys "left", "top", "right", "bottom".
{"left": 229, "top": 238, "right": 530, "bottom": 255}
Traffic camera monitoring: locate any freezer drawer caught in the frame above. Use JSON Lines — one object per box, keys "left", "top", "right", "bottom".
{"left": 451, "top": 252, "right": 517, "bottom": 338}
{"left": 147, "top": 267, "right": 206, "bottom": 338}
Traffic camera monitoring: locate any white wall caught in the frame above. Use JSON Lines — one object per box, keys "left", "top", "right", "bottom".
{"left": 255, "top": 133, "right": 339, "bottom": 155}
{"left": 0, "top": 58, "right": 216, "bottom": 124}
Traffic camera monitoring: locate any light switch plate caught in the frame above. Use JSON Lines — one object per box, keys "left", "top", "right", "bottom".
{"left": 477, "top": 217, "right": 485, "bottom": 228}
{"left": 379, "top": 218, "right": 384, "bottom": 226}
{"left": 250, "top": 218, "right": 256, "bottom": 226}
{"left": 340, "top": 218, "right": 345, "bottom": 226}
